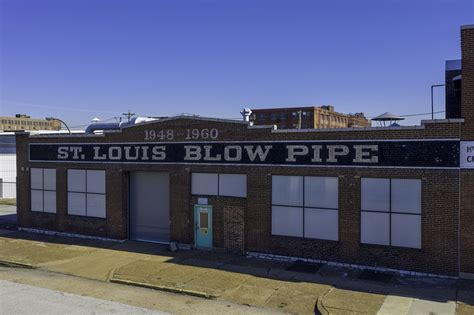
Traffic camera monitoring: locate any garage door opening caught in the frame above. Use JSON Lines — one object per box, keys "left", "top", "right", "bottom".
{"left": 129, "top": 172, "right": 170, "bottom": 243}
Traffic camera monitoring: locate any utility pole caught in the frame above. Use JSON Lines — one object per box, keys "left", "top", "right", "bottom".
{"left": 122, "top": 110, "right": 136, "bottom": 122}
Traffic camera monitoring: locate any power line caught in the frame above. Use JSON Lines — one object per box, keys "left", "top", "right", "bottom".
{"left": 1, "top": 99, "right": 123, "bottom": 114}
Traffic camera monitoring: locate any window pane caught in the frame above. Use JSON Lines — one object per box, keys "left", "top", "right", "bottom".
{"left": 31, "top": 190, "right": 43, "bottom": 212}
{"left": 43, "top": 169, "right": 56, "bottom": 191}
{"left": 361, "top": 178, "right": 390, "bottom": 212}
{"left": 87, "top": 194, "right": 106, "bottom": 218}
{"left": 218, "top": 174, "right": 247, "bottom": 197}
{"left": 68, "top": 192, "right": 86, "bottom": 216}
{"left": 271, "top": 206, "right": 303, "bottom": 237}
{"left": 305, "top": 177, "right": 338, "bottom": 209}
{"left": 391, "top": 179, "right": 421, "bottom": 214}
{"left": 87, "top": 170, "right": 106, "bottom": 194}
{"left": 30, "top": 168, "right": 43, "bottom": 190}
{"left": 43, "top": 191, "right": 56, "bottom": 213}
{"left": 272, "top": 176, "right": 303, "bottom": 206}
{"left": 304, "top": 208, "right": 338, "bottom": 241}
{"left": 191, "top": 173, "right": 218, "bottom": 195}
{"left": 391, "top": 214, "right": 421, "bottom": 249}
{"left": 68, "top": 169, "right": 86, "bottom": 192}
{"left": 361, "top": 212, "right": 390, "bottom": 245}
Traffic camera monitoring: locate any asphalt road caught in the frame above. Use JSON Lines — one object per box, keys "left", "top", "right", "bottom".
{"left": 0, "top": 279, "right": 166, "bottom": 314}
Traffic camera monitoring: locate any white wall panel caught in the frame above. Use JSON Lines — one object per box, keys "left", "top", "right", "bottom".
{"left": 272, "top": 176, "right": 303, "bottom": 206}
{"left": 31, "top": 190, "right": 43, "bottom": 212}
{"left": 191, "top": 173, "right": 218, "bottom": 195}
{"left": 304, "top": 208, "right": 338, "bottom": 241}
{"left": 361, "top": 178, "right": 390, "bottom": 211}
{"left": 43, "top": 191, "right": 56, "bottom": 213}
{"left": 86, "top": 194, "right": 106, "bottom": 218}
{"left": 391, "top": 179, "right": 422, "bottom": 214}
{"left": 361, "top": 212, "right": 390, "bottom": 245}
{"left": 43, "top": 169, "right": 56, "bottom": 191}
{"left": 86, "top": 170, "right": 106, "bottom": 194}
{"left": 68, "top": 192, "right": 86, "bottom": 216}
{"left": 304, "top": 177, "right": 338, "bottom": 209}
{"left": 0, "top": 154, "right": 17, "bottom": 198}
{"left": 219, "top": 174, "right": 247, "bottom": 197}
{"left": 271, "top": 206, "right": 303, "bottom": 237}
{"left": 391, "top": 214, "right": 421, "bottom": 248}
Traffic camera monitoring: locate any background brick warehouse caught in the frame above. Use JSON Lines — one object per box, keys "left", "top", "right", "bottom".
{"left": 15, "top": 25, "right": 474, "bottom": 277}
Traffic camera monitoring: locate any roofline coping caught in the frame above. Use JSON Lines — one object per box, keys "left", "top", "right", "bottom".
{"left": 421, "top": 118, "right": 465, "bottom": 124}
{"left": 461, "top": 24, "right": 474, "bottom": 30}
{"left": 271, "top": 125, "right": 425, "bottom": 133}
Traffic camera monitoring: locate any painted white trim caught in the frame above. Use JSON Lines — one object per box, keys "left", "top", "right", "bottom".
{"left": 18, "top": 227, "right": 126, "bottom": 242}
{"left": 246, "top": 251, "right": 458, "bottom": 279}
{"left": 28, "top": 138, "right": 461, "bottom": 145}
{"left": 26, "top": 160, "right": 461, "bottom": 170}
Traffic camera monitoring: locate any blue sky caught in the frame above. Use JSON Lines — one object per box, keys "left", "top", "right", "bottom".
{"left": 1, "top": 0, "right": 473, "bottom": 128}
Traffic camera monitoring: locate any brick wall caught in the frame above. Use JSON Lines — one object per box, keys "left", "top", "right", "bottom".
{"left": 15, "top": 106, "right": 465, "bottom": 275}
{"left": 460, "top": 25, "right": 474, "bottom": 275}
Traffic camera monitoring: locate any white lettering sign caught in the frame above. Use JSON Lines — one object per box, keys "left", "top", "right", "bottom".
{"left": 461, "top": 141, "right": 474, "bottom": 169}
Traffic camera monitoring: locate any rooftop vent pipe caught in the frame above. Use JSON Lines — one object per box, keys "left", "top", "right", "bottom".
{"left": 85, "top": 117, "right": 157, "bottom": 134}
{"left": 241, "top": 108, "right": 253, "bottom": 125}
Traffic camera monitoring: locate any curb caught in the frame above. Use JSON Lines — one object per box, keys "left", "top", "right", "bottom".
{"left": 315, "top": 287, "right": 334, "bottom": 315}
{"left": 110, "top": 278, "right": 216, "bottom": 299}
{"left": 0, "top": 260, "right": 35, "bottom": 269}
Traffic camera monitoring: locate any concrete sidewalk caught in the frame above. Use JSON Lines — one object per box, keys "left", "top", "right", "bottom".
{"left": 0, "top": 230, "right": 471, "bottom": 314}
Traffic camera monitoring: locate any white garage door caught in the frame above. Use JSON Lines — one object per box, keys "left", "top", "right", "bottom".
{"left": 129, "top": 172, "right": 170, "bottom": 243}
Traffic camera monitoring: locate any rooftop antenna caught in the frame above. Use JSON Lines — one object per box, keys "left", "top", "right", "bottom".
{"left": 122, "top": 110, "right": 136, "bottom": 122}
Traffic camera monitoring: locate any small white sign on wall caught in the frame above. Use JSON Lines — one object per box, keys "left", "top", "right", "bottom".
{"left": 461, "top": 142, "right": 474, "bottom": 169}
{"left": 198, "top": 197, "right": 208, "bottom": 205}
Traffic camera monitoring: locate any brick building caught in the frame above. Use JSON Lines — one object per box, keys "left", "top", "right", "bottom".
{"left": 0, "top": 114, "right": 61, "bottom": 131}
{"left": 250, "top": 105, "right": 370, "bottom": 129}
{"left": 15, "top": 25, "right": 474, "bottom": 277}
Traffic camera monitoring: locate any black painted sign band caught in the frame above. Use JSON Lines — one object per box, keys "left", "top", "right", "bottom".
{"left": 28, "top": 141, "right": 460, "bottom": 168}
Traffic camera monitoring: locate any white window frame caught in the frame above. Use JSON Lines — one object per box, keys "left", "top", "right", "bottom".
{"left": 360, "top": 178, "right": 422, "bottom": 249}
{"left": 67, "top": 169, "right": 106, "bottom": 218}
{"left": 271, "top": 175, "right": 339, "bottom": 241}
{"left": 30, "top": 168, "right": 56, "bottom": 213}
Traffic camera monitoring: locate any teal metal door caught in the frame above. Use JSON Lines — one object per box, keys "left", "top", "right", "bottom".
{"left": 194, "top": 205, "right": 212, "bottom": 249}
